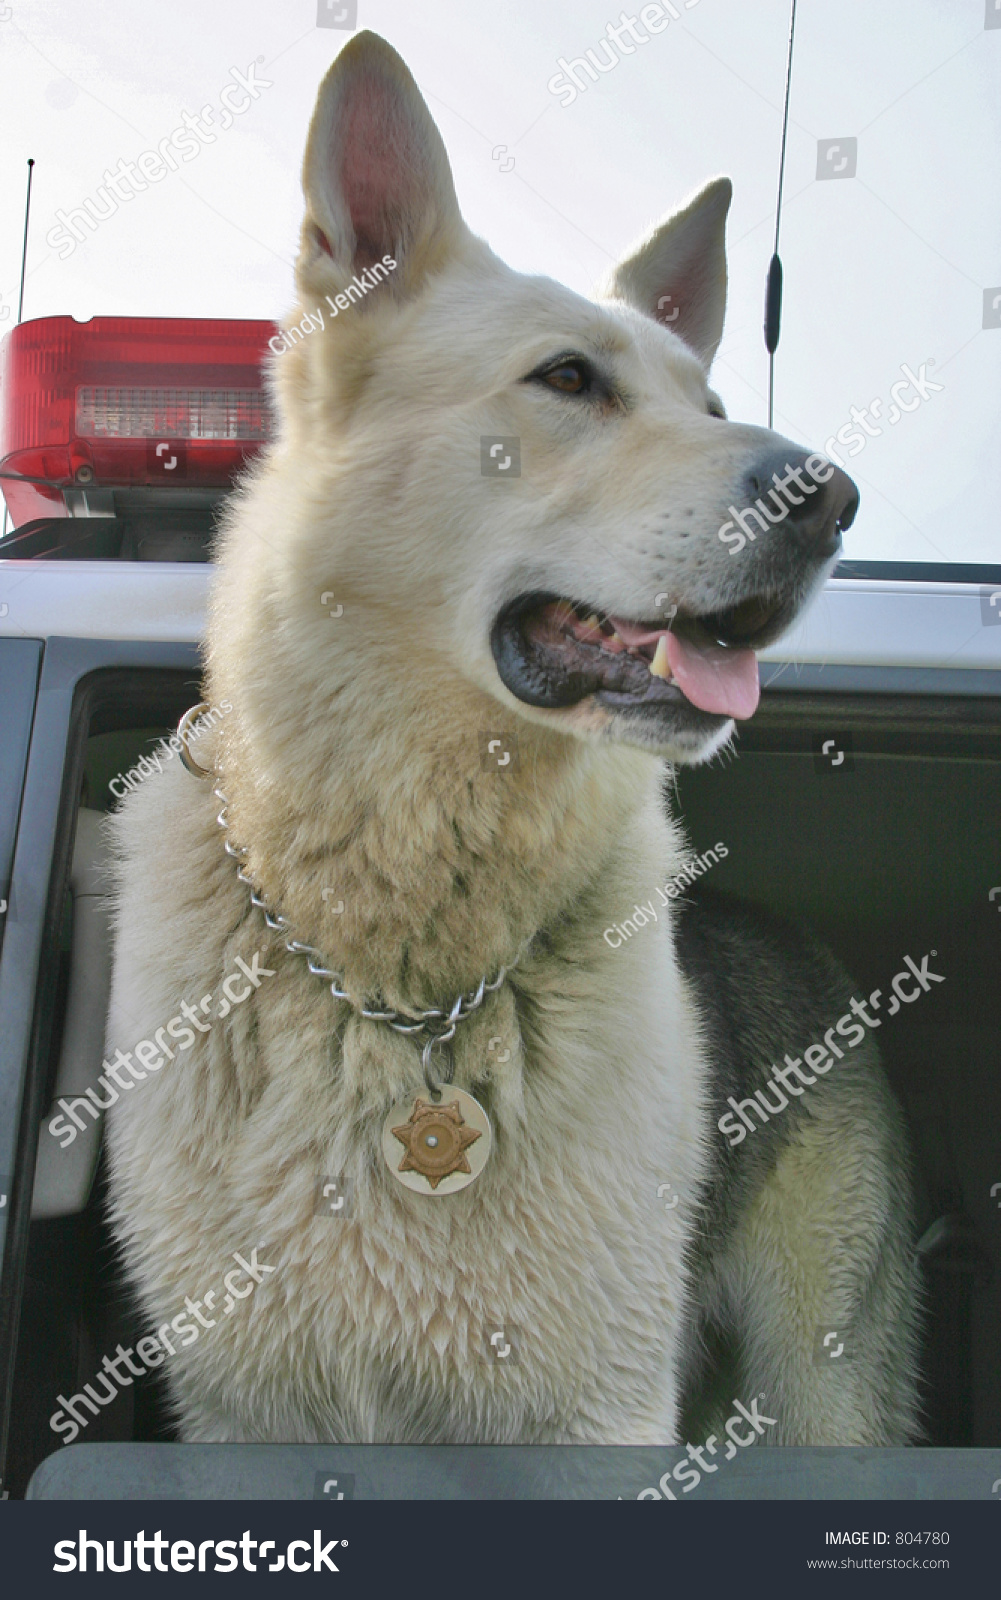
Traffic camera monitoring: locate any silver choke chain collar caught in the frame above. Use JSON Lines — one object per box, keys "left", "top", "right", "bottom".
{"left": 214, "top": 780, "right": 522, "bottom": 1096}
{"left": 180, "top": 703, "right": 521, "bottom": 1191}
{"left": 177, "top": 708, "right": 522, "bottom": 1103}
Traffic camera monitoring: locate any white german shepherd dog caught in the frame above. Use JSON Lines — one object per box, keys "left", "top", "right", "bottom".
{"left": 105, "top": 32, "right": 921, "bottom": 1447}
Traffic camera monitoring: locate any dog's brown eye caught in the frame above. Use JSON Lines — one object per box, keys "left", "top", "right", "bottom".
{"left": 525, "top": 352, "right": 608, "bottom": 400}
{"left": 544, "top": 362, "right": 589, "bottom": 394}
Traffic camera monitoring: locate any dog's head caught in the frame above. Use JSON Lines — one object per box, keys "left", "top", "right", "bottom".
{"left": 267, "top": 31, "right": 857, "bottom": 770}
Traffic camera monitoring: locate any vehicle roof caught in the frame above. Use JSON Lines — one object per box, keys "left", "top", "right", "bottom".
{"left": 1, "top": 562, "right": 1000, "bottom": 673}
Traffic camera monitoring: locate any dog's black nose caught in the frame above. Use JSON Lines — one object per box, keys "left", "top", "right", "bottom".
{"left": 740, "top": 449, "right": 859, "bottom": 559}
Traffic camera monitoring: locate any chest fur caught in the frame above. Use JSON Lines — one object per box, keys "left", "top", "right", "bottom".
{"left": 106, "top": 920, "right": 707, "bottom": 1441}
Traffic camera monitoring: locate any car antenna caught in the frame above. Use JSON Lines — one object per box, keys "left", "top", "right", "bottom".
{"left": 765, "top": 1, "right": 797, "bottom": 430}
{"left": 17, "top": 159, "right": 36, "bottom": 324}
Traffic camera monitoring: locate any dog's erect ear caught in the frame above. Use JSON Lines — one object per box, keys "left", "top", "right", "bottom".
{"left": 603, "top": 177, "right": 732, "bottom": 367}
{"left": 298, "top": 31, "right": 464, "bottom": 301}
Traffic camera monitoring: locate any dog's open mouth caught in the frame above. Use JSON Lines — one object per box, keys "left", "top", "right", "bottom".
{"left": 491, "top": 591, "right": 794, "bottom": 723}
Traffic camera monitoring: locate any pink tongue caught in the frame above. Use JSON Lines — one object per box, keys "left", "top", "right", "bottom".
{"left": 664, "top": 630, "right": 760, "bottom": 720}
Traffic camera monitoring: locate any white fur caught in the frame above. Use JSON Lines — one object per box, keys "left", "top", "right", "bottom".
{"left": 105, "top": 32, "right": 831, "bottom": 1444}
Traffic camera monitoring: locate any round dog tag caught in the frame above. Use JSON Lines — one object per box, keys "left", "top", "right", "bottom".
{"left": 383, "top": 1087, "right": 491, "bottom": 1195}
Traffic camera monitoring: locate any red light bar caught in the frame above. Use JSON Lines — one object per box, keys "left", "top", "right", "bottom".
{"left": 0, "top": 315, "right": 276, "bottom": 526}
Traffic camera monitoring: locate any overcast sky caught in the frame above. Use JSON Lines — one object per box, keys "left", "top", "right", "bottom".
{"left": 1, "top": 0, "right": 998, "bottom": 562}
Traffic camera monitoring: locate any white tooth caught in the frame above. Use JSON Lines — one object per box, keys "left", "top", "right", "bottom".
{"left": 584, "top": 614, "right": 601, "bottom": 631}
{"left": 649, "top": 635, "right": 671, "bottom": 679}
